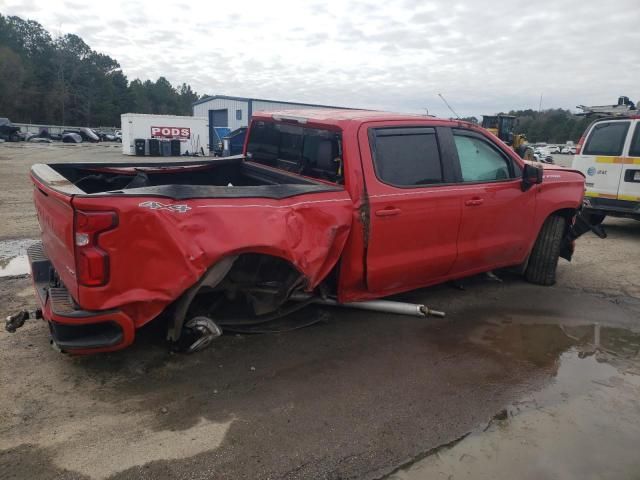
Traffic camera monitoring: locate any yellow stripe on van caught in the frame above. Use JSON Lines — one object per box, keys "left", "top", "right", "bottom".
{"left": 618, "top": 194, "right": 640, "bottom": 202}
{"left": 584, "top": 191, "right": 618, "bottom": 199}
{"left": 595, "top": 156, "right": 640, "bottom": 164}
{"left": 595, "top": 156, "right": 625, "bottom": 164}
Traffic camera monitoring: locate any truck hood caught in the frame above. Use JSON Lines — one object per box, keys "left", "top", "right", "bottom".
{"left": 524, "top": 160, "right": 585, "bottom": 178}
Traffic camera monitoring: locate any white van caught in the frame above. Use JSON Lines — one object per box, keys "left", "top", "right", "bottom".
{"left": 571, "top": 116, "right": 640, "bottom": 221}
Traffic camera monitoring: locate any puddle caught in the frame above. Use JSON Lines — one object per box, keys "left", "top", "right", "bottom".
{"left": 388, "top": 322, "right": 640, "bottom": 480}
{"left": 0, "top": 239, "right": 38, "bottom": 277}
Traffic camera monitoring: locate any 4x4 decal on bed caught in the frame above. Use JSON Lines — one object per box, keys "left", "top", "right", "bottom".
{"left": 139, "top": 201, "right": 191, "bottom": 213}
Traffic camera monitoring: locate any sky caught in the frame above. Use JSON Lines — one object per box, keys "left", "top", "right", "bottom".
{"left": 1, "top": 0, "right": 639, "bottom": 118}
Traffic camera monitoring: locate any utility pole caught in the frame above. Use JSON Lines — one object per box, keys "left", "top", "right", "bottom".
{"left": 539, "top": 94, "right": 543, "bottom": 112}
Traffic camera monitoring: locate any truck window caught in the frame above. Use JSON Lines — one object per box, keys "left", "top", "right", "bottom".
{"left": 246, "top": 121, "right": 342, "bottom": 183}
{"left": 583, "top": 121, "right": 630, "bottom": 156}
{"left": 453, "top": 132, "right": 511, "bottom": 182}
{"left": 370, "top": 127, "right": 443, "bottom": 186}
{"left": 629, "top": 124, "right": 640, "bottom": 157}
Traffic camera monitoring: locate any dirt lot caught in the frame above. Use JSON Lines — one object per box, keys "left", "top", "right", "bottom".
{"left": 1, "top": 144, "right": 639, "bottom": 479}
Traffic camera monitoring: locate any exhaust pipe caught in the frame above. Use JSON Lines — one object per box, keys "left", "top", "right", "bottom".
{"left": 289, "top": 292, "right": 445, "bottom": 318}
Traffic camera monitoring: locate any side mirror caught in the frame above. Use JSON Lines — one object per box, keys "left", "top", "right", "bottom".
{"left": 522, "top": 164, "right": 543, "bottom": 191}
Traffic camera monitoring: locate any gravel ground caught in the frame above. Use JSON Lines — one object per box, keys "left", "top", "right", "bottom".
{"left": 0, "top": 144, "right": 638, "bottom": 480}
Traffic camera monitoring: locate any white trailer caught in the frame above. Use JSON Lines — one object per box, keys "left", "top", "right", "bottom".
{"left": 120, "top": 113, "right": 209, "bottom": 156}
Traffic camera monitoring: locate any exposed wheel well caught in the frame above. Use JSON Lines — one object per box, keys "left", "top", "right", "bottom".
{"left": 550, "top": 208, "right": 577, "bottom": 222}
{"left": 166, "top": 253, "right": 306, "bottom": 341}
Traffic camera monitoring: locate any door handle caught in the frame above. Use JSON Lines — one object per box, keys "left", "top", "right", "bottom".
{"left": 464, "top": 198, "right": 484, "bottom": 207}
{"left": 375, "top": 207, "right": 402, "bottom": 217}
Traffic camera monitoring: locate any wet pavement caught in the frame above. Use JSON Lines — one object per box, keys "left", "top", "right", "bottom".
{"left": 387, "top": 323, "right": 640, "bottom": 480}
{"left": 0, "top": 238, "right": 37, "bottom": 277}
{"left": 1, "top": 273, "right": 640, "bottom": 479}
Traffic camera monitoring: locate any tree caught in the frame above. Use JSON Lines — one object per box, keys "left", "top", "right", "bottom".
{"left": 0, "top": 46, "right": 25, "bottom": 115}
{"left": 0, "top": 14, "right": 202, "bottom": 127}
{"left": 505, "top": 108, "right": 589, "bottom": 143}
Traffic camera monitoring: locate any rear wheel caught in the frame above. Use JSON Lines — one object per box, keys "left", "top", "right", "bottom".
{"left": 177, "top": 316, "right": 222, "bottom": 353}
{"left": 525, "top": 215, "right": 566, "bottom": 286}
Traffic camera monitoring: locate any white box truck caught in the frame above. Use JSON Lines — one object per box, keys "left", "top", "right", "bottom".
{"left": 120, "top": 113, "right": 209, "bottom": 156}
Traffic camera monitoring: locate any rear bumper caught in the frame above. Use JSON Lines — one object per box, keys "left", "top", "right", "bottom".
{"left": 583, "top": 197, "right": 640, "bottom": 220}
{"left": 27, "top": 243, "right": 135, "bottom": 353}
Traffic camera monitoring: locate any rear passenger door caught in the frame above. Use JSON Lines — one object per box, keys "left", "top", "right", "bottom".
{"left": 619, "top": 120, "right": 640, "bottom": 203}
{"left": 448, "top": 128, "right": 536, "bottom": 275}
{"left": 360, "top": 124, "right": 462, "bottom": 294}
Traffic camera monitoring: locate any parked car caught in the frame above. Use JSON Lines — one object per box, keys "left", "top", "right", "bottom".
{"left": 548, "top": 145, "right": 561, "bottom": 154}
{"left": 95, "top": 130, "right": 117, "bottom": 142}
{"left": 62, "top": 132, "right": 82, "bottom": 143}
{"left": 572, "top": 116, "right": 640, "bottom": 222}
{"left": 561, "top": 146, "right": 576, "bottom": 154}
{"left": 63, "top": 127, "right": 100, "bottom": 142}
{"left": 26, "top": 110, "right": 590, "bottom": 354}
{"left": 534, "top": 149, "right": 554, "bottom": 163}
{"left": 0, "top": 118, "right": 21, "bottom": 142}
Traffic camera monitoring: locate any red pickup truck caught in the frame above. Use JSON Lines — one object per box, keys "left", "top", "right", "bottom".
{"left": 25, "top": 110, "right": 589, "bottom": 354}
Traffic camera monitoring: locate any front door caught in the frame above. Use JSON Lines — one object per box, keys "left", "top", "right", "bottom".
{"left": 360, "top": 124, "right": 462, "bottom": 294}
{"left": 448, "top": 128, "right": 536, "bottom": 275}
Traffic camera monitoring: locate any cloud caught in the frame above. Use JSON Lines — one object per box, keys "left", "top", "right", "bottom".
{"left": 2, "top": 0, "right": 639, "bottom": 117}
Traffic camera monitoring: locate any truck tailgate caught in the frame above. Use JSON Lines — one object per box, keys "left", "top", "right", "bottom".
{"left": 31, "top": 170, "right": 79, "bottom": 301}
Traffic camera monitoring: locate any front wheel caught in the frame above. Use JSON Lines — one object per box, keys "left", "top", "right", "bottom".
{"left": 525, "top": 215, "right": 566, "bottom": 286}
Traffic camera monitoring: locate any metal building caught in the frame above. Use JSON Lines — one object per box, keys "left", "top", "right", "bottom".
{"left": 192, "top": 95, "right": 351, "bottom": 153}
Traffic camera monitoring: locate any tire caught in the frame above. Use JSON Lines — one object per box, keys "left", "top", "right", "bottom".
{"left": 525, "top": 215, "right": 566, "bottom": 286}
{"left": 180, "top": 316, "right": 222, "bottom": 353}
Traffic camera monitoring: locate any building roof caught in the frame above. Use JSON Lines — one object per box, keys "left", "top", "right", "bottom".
{"left": 192, "top": 94, "right": 355, "bottom": 109}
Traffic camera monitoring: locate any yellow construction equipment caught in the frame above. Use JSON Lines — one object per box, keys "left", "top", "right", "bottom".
{"left": 482, "top": 115, "right": 533, "bottom": 160}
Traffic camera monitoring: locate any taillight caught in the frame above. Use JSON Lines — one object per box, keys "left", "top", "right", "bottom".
{"left": 74, "top": 210, "right": 118, "bottom": 286}
{"left": 575, "top": 134, "right": 586, "bottom": 155}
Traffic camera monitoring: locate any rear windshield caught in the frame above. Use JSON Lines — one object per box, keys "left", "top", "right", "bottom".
{"left": 583, "top": 121, "right": 630, "bottom": 156}
{"left": 246, "top": 121, "right": 343, "bottom": 183}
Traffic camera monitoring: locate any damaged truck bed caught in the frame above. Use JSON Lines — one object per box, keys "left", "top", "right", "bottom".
{"left": 23, "top": 109, "right": 590, "bottom": 353}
